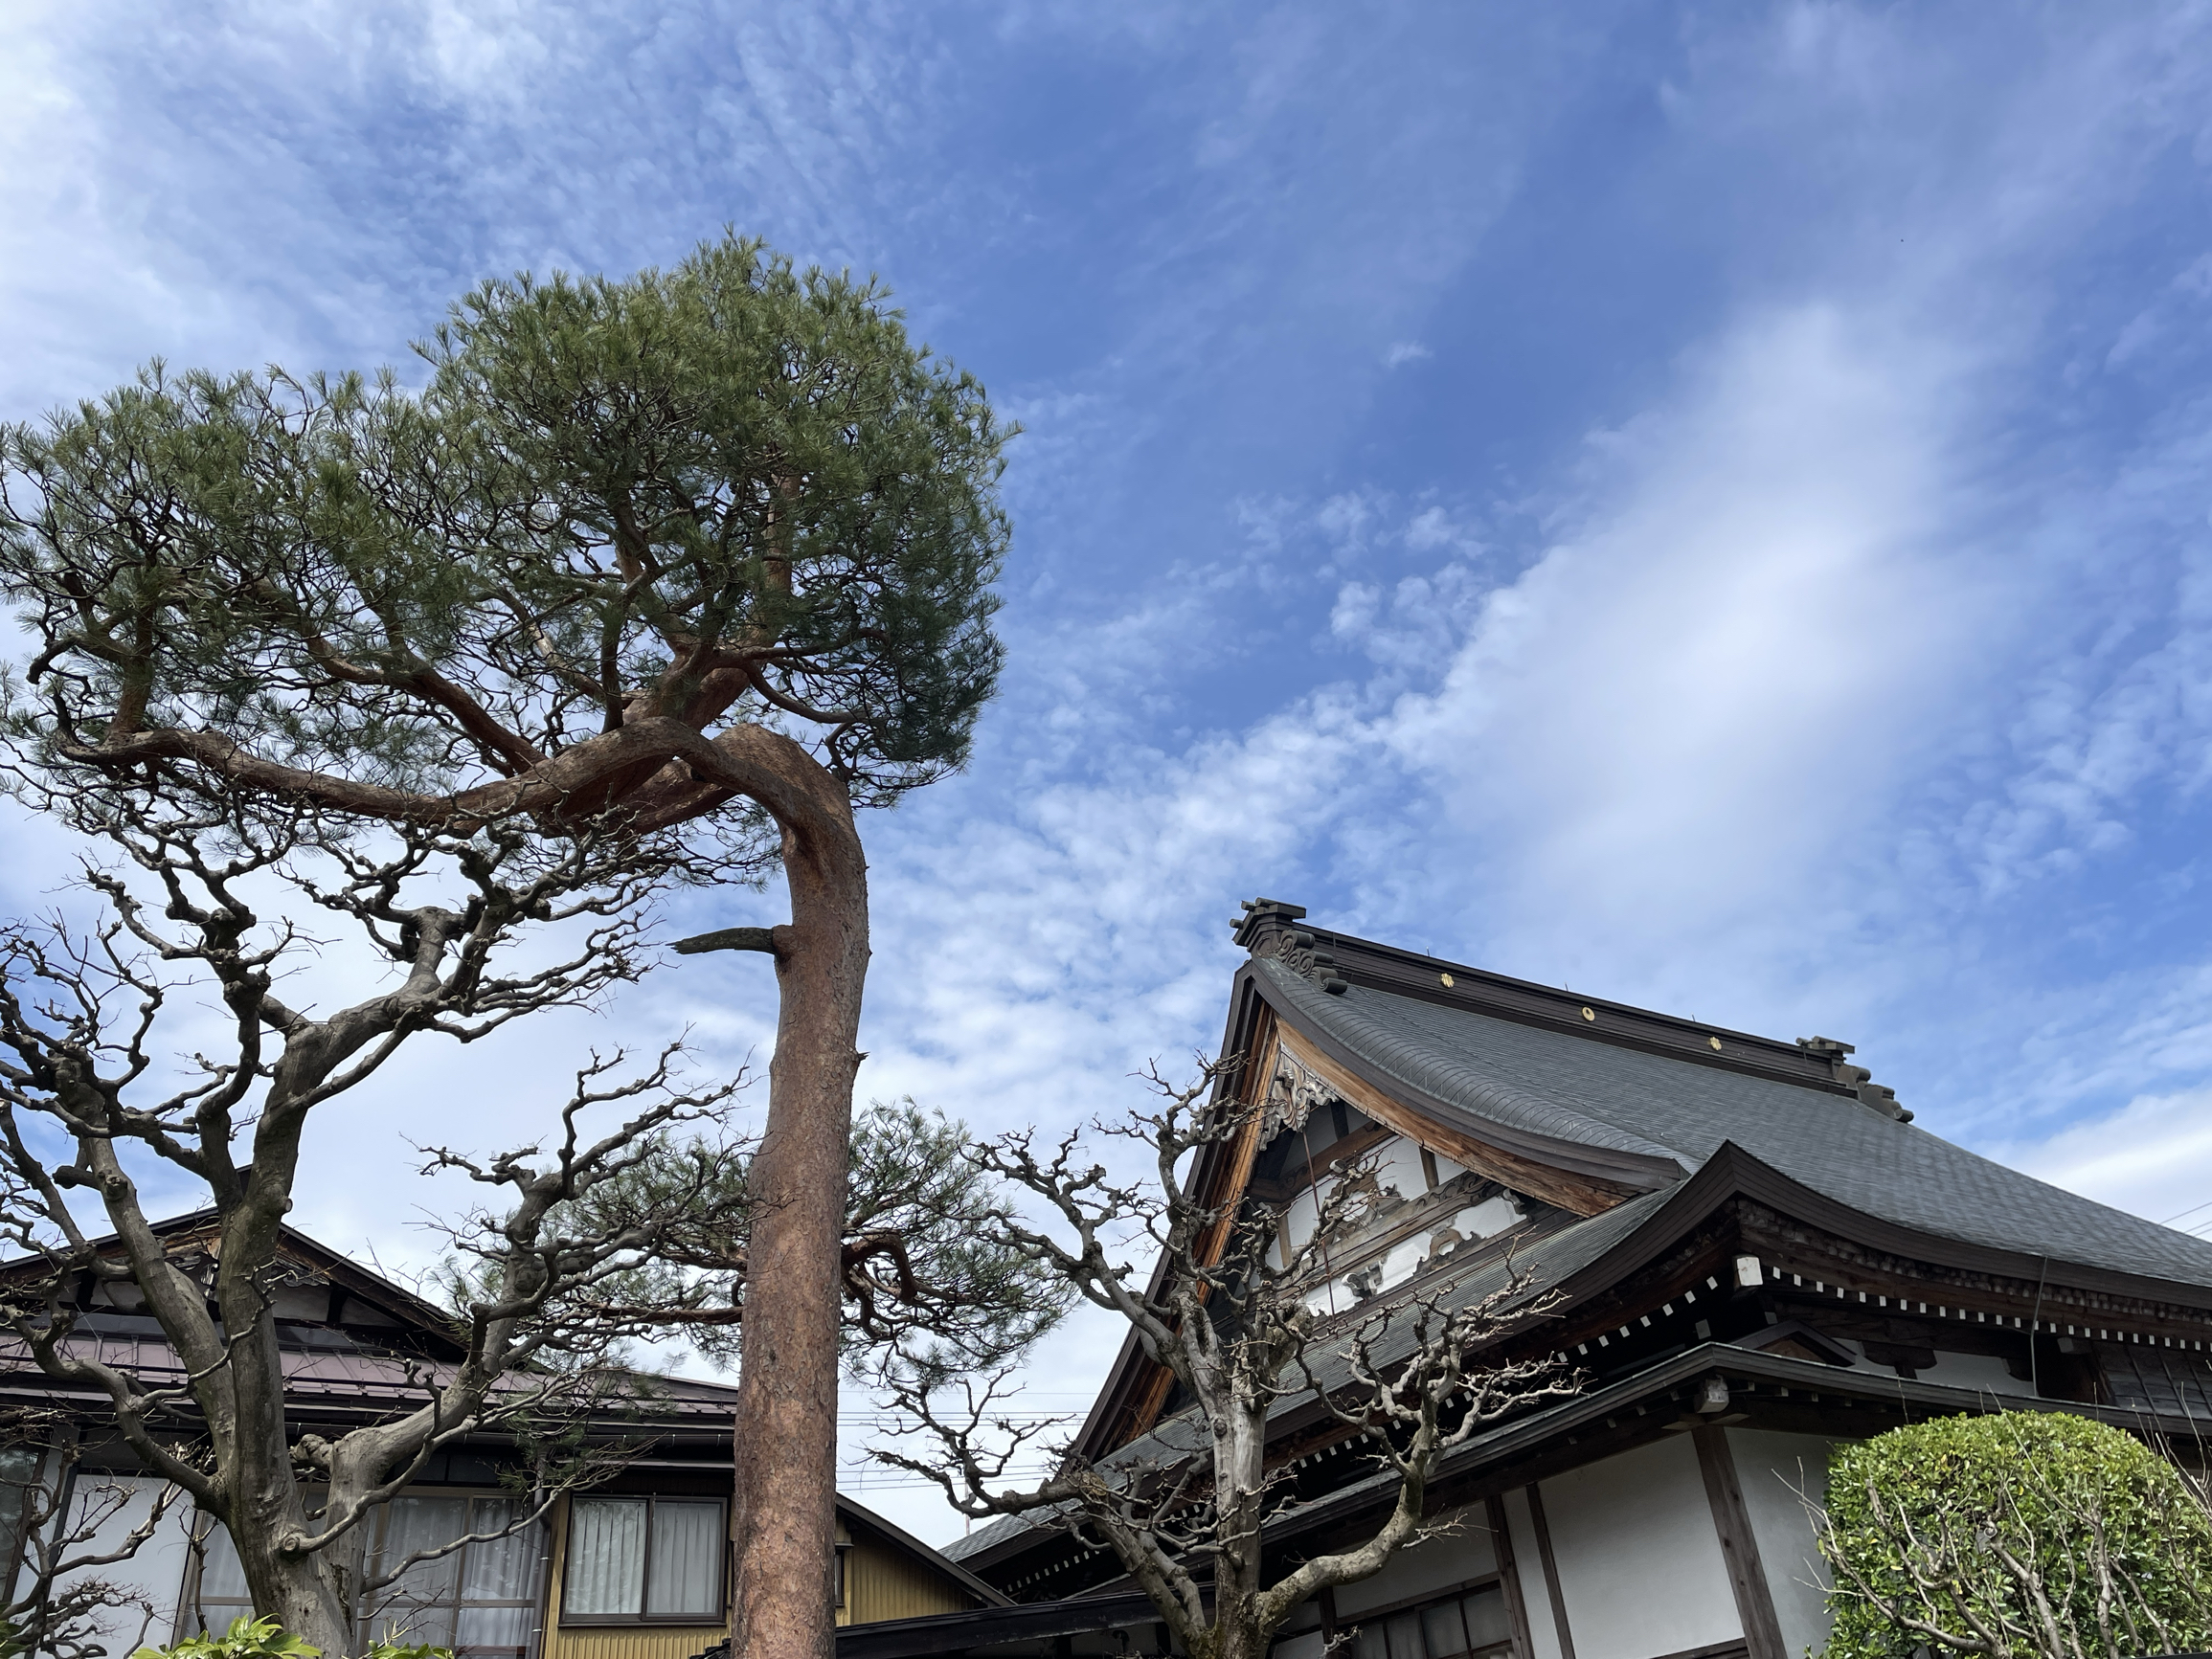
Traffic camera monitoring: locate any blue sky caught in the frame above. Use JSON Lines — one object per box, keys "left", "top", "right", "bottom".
{"left": 11, "top": 2, "right": 2212, "bottom": 1536}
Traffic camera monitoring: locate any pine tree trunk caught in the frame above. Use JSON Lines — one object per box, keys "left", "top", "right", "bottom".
{"left": 727, "top": 777, "right": 869, "bottom": 1659}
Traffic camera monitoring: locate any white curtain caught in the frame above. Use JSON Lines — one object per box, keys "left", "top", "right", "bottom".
{"left": 642, "top": 1501, "right": 721, "bottom": 1618}
{"left": 373, "top": 1495, "right": 467, "bottom": 1646}
{"left": 462, "top": 1499, "right": 533, "bottom": 1603}
{"left": 564, "top": 1499, "right": 645, "bottom": 1617}
{"left": 457, "top": 1604, "right": 534, "bottom": 1650}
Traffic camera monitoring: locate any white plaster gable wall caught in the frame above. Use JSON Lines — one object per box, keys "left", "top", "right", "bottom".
{"left": 1833, "top": 1339, "right": 2034, "bottom": 1398}
{"left": 1332, "top": 1505, "right": 1499, "bottom": 1618}
{"left": 1914, "top": 1352, "right": 2035, "bottom": 1397}
{"left": 50, "top": 1472, "right": 196, "bottom": 1650}
{"left": 1372, "top": 1138, "right": 1430, "bottom": 1203}
{"left": 1726, "top": 1429, "right": 1838, "bottom": 1659}
{"left": 1449, "top": 1195, "right": 1523, "bottom": 1243}
{"left": 1538, "top": 1436, "right": 1742, "bottom": 1659}
{"left": 1500, "top": 1489, "right": 1563, "bottom": 1659}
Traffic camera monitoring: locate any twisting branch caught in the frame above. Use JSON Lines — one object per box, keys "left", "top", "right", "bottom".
{"left": 869, "top": 1060, "right": 1582, "bottom": 1659}
{"left": 0, "top": 779, "right": 762, "bottom": 1655}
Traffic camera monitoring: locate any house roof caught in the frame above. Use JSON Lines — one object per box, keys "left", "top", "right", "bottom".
{"left": 0, "top": 1211, "right": 747, "bottom": 1428}
{"left": 835, "top": 1494, "right": 1012, "bottom": 1609}
{"left": 1254, "top": 953, "right": 2212, "bottom": 1291}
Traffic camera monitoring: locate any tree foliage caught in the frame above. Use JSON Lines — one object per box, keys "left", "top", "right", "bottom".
{"left": 1814, "top": 1410, "right": 2212, "bottom": 1659}
{"left": 0, "top": 234, "right": 1008, "bottom": 815}
{"left": 490, "top": 1097, "right": 1071, "bottom": 1380}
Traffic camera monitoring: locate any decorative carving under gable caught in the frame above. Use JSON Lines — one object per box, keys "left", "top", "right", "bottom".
{"left": 1266, "top": 1047, "right": 1338, "bottom": 1141}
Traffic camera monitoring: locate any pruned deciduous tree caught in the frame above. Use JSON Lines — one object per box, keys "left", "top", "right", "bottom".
{"left": 0, "top": 783, "right": 768, "bottom": 1656}
{"left": 873, "top": 1061, "right": 1581, "bottom": 1659}
{"left": 0, "top": 232, "right": 1011, "bottom": 1659}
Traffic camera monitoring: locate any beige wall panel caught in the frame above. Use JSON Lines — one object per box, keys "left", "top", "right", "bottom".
{"left": 541, "top": 1627, "right": 725, "bottom": 1659}
{"left": 1539, "top": 1436, "right": 1741, "bottom": 1659}
{"left": 1726, "top": 1428, "right": 1839, "bottom": 1659}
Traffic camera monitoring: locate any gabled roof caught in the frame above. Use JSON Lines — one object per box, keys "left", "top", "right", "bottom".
{"left": 1063, "top": 904, "right": 2212, "bottom": 1473}
{"left": 0, "top": 1207, "right": 467, "bottom": 1350}
{"left": 0, "top": 1210, "right": 743, "bottom": 1427}
{"left": 835, "top": 1494, "right": 1012, "bottom": 1609}
{"left": 1257, "top": 954, "right": 2212, "bottom": 1290}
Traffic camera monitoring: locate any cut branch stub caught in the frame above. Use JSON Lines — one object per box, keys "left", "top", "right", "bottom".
{"left": 673, "top": 925, "right": 791, "bottom": 959}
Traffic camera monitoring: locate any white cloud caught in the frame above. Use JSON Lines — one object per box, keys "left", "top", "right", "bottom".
{"left": 1369, "top": 303, "right": 1978, "bottom": 1003}
{"left": 1383, "top": 340, "right": 1432, "bottom": 368}
{"left": 1999, "top": 1086, "right": 2212, "bottom": 1237}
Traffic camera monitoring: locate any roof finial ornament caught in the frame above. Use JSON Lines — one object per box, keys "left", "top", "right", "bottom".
{"left": 1234, "top": 899, "right": 1348, "bottom": 993}
{"left": 1232, "top": 896, "right": 1307, "bottom": 950}
{"left": 1797, "top": 1036, "right": 1911, "bottom": 1122}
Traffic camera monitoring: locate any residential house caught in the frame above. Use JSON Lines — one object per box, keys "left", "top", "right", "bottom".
{"left": 0, "top": 1216, "right": 1003, "bottom": 1658}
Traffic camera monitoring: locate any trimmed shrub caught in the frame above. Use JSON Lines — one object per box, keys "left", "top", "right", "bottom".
{"left": 1817, "top": 1410, "right": 2212, "bottom": 1659}
{"left": 132, "top": 1616, "right": 447, "bottom": 1659}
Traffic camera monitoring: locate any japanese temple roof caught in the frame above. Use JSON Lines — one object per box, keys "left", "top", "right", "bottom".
{"left": 1255, "top": 954, "right": 2212, "bottom": 1290}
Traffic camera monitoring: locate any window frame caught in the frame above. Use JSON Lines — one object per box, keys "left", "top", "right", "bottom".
{"left": 1297, "top": 1574, "right": 1516, "bottom": 1659}
{"left": 187, "top": 1486, "right": 547, "bottom": 1659}
{"left": 558, "top": 1494, "right": 728, "bottom": 1626}
{"left": 364, "top": 1489, "right": 549, "bottom": 1658}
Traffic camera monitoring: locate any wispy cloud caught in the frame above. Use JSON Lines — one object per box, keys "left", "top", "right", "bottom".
{"left": 14, "top": 0, "right": 2212, "bottom": 1538}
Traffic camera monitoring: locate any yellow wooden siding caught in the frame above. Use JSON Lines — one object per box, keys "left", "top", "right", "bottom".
{"left": 538, "top": 1498, "right": 727, "bottom": 1659}
{"left": 535, "top": 1494, "right": 979, "bottom": 1651}
{"left": 838, "top": 1534, "right": 976, "bottom": 1626}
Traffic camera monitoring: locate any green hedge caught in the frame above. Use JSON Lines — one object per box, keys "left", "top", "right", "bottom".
{"left": 1819, "top": 1411, "right": 2212, "bottom": 1658}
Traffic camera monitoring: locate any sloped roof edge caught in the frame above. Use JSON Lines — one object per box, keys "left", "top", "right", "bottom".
{"left": 836, "top": 1493, "right": 1013, "bottom": 1608}
{"left": 1251, "top": 960, "right": 1690, "bottom": 1188}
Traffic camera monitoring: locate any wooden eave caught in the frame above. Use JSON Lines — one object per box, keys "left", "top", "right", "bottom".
{"left": 1033, "top": 1134, "right": 2212, "bottom": 1586}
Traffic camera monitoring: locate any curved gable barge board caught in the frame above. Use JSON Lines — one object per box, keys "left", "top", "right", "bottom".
{"left": 1252, "top": 964, "right": 1688, "bottom": 1207}
{"left": 1066, "top": 983, "right": 1281, "bottom": 1464}
{"left": 1240, "top": 915, "right": 1852, "bottom": 1097}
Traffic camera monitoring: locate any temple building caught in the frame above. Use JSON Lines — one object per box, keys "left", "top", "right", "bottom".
{"left": 920, "top": 900, "right": 2212, "bottom": 1659}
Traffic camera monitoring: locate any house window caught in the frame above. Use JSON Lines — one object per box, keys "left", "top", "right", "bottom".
{"left": 370, "top": 1494, "right": 544, "bottom": 1655}
{"left": 192, "top": 1491, "right": 544, "bottom": 1658}
{"left": 1346, "top": 1584, "right": 1513, "bottom": 1659}
{"left": 561, "top": 1497, "right": 724, "bottom": 1624}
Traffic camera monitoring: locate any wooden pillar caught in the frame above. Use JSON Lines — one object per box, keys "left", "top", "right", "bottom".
{"left": 1691, "top": 1425, "right": 1786, "bottom": 1659}
{"left": 1485, "top": 1494, "right": 1537, "bottom": 1659}
{"left": 1523, "top": 1484, "right": 1575, "bottom": 1659}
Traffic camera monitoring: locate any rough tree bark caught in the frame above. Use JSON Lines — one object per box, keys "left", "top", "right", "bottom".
{"left": 717, "top": 753, "right": 869, "bottom": 1659}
